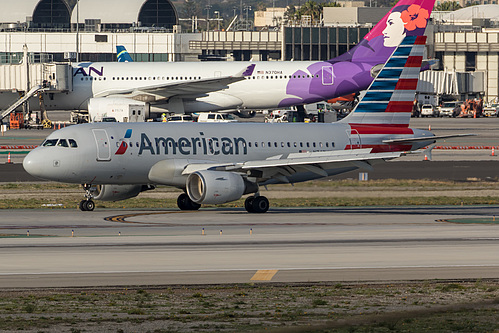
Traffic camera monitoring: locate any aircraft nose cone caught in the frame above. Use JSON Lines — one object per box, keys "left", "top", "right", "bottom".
{"left": 23, "top": 149, "right": 44, "bottom": 179}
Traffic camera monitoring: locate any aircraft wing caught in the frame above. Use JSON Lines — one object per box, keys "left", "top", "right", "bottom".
{"left": 182, "top": 149, "right": 402, "bottom": 183}
{"left": 94, "top": 64, "right": 256, "bottom": 101}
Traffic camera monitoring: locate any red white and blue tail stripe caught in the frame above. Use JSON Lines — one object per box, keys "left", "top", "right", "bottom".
{"left": 340, "top": 36, "right": 426, "bottom": 152}
{"left": 341, "top": 35, "right": 426, "bottom": 127}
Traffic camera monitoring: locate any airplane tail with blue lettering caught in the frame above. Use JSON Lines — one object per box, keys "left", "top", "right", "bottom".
{"left": 330, "top": 0, "right": 434, "bottom": 64}
{"left": 117, "top": 45, "right": 133, "bottom": 62}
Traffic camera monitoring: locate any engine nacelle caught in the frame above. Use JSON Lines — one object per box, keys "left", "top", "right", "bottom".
{"left": 92, "top": 184, "right": 153, "bottom": 201}
{"left": 234, "top": 110, "right": 256, "bottom": 118}
{"left": 186, "top": 170, "right": 256, "bottom": 205}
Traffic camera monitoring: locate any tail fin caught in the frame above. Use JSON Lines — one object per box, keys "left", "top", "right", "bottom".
{"left": 330, "top": 0, "right": 434, "bottom": 64}
{"left": 340, "top": 35, "right": 426, "bottom": 127}
{"left": 116, "top": 45, "right": 133, "bottom": 62}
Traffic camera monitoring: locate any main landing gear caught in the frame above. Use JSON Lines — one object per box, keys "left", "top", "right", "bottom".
{"left": 177, "top": 193, "right": 201, "bottom": 211}
{"left": 79, "top": 184, "right": 95, "bottom": 211}
{"left": 244, "top": 195, "right": 269, "bottom": 213}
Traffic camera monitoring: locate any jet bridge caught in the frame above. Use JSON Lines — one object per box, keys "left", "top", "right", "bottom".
{"left": 0, "top": 62, "right": 72, "bottom": 120}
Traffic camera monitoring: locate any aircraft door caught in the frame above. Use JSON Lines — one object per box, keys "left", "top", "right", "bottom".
{"left": 92, "top": 129, "right": 111, "bottom": 161}
{"left": 347, "top": 129, "right": 361, "bottom": 149}
{"left": 322, "top": 66, "right": 334, "bottom": 85}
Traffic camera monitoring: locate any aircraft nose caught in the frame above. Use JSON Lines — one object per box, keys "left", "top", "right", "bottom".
{"left": 23, "top": 149, "right": 47, "bottom": 179}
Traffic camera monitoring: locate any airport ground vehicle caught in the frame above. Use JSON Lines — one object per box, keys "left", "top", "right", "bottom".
{"left": 197, "top": 113, "right": 237, "bottom": 122}
{"left": 483, "top": 103, "right": 499, "bottom": 117}
{"left": 439, "top": 101, "right": 462, "bottom": 117}
{"left": 420, "top": 104, "right": 439, "bottom": 117}
{"left": 167, "top": 114, "right": 195, "bottom": 122}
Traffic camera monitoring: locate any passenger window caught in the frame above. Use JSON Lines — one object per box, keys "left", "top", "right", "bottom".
{"left": 293, "top": 142, "right": 297, "bottom": 147}
{"left": 268, "top": 142, "right": 271, "bottom": 147}
{"left": 306, "top": 142, "right": 310, "bottom": 148}
{"left": 57, "top": 139, "right": 69, "bottom": 147}
{"left": 313, "top": 142, "right": 316, "bottom": 148}
{"left": 248, "top": 142, "right": 252, "bottom": 148}
{"left": 274, "top": 142, "right": 277, "bottom": 147}
{"left": 68, "top": 139, "right": 78, "bottom": 148}
{"left": 287, "top": 142, "right": 290, "bottom": 147}
{"left": 331, "top": 142, "right": 335, "bottom": 147}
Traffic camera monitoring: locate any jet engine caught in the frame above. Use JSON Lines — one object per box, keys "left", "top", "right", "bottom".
{"left": 92, "top": 185, "right": 154, "bottom": 201}
{"left": 233, "top": 110, "right": 256, "bottom": 118}
{"left": 186, "top": 170, "right": 257, "bottom": 205}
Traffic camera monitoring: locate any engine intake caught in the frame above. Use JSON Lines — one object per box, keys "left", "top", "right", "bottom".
{"left": 186, "top": 170, "right": 257, "bottom": 205}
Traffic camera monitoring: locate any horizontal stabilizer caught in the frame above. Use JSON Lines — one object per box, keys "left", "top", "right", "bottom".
{"left": 382, "top": 133, "right": 476, "bottom": 144}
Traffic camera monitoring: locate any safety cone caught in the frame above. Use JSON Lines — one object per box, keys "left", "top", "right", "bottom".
{"left": 428, "top": 124, "right": 431, "bottom": 131}
{"left": 424, "top": 154, "right": 428, "bottom": 161}
{"left": 492, "top": 147, "right": 495, "bottom": 156}
{"left": 58, "top": 123, "right": 61, "bottom": 130}
{"left": 6, "top": 152, "right": 13, "bottom": 164}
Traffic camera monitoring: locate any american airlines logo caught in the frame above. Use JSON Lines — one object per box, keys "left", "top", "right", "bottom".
{"left": 139, "top": 133, "right": 248, "bottom": 156}
{"left": 73, "top": 66, "right": 104, "bottom": 77}
{"left": 115, "top": 129, "right": 133, "bottom": 155}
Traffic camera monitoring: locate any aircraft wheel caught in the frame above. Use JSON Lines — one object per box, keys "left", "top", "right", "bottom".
{"left": 244, "top": 196, "right": 255, "bottom": 213}
{"left": 251, "top": 196, "right": 269, "bottom": 213}
{"left": 79, "top": 200, "right": 95, "bottom": 211}
{"left": 177, "top": 193, "right": 201, "bottom": 211}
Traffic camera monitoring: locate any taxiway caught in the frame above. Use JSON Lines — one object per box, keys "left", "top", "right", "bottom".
{"left": 1, "top": 206, "right": 498, "bottom": 288}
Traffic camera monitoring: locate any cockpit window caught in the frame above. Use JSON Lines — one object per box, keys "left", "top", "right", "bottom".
{"left": 42, "top": 138, "right": 78, "bottom": 148}
{"left": 57, "top": 139, "right": 69, "bottom": 147}
{"left": 42, "top": 139, "right": 58, "bottom": 147}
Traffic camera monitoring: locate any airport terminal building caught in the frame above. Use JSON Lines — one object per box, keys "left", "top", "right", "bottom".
{"left": 0, "top": 0, "right": 498, "bottom": 102}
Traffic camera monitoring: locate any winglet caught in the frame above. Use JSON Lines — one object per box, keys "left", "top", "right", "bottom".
{"left": 241, "top": 64, "right": 256, "bottom": 77}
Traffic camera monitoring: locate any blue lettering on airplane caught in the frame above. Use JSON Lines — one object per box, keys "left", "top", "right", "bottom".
{"left": 138, "top": 133, "right": 247, "bottom": 156}
{"left": 73, "top": 66, "right": 104, "bottom": 77}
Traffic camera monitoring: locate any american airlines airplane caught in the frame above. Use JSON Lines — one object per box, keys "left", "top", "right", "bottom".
{"left": 1, "top": 0, "right": 434, "bottom": 119}
{"left": 24, "top": 35, "right": 469, "bottom": 213}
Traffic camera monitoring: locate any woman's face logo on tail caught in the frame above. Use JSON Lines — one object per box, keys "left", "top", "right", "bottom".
{"left": 383, "top": 12, "right": 406, "bottom": 48}
{"left": 382, "top": 4, "right": 429, "bottom": 48}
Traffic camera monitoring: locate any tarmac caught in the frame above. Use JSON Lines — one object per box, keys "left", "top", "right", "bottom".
{"left": 1, "top": 116, "right": 499, "bottom": 288}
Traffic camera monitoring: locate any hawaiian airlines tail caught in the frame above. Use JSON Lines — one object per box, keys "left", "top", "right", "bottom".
{"left": 116, "top": 45, "right": 133, "bottom": 62}
{"left": 331, "top": 0, "right": 433, "bottom": 64}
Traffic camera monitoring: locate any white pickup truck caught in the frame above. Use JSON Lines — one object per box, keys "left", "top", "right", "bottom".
{"left": 197, "top": 113, "right": 237, "bottom": 123}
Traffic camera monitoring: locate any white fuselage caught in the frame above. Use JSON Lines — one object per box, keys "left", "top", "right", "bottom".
{"left": 0, "top": 60, "right": 377, "bottom": 114}
{"left": 23, "top": 121, "right": 430, "bottom": 188}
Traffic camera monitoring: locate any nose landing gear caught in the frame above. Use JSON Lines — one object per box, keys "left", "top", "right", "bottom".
{"left": 79, "top": 184, "right": 95, "bottom": 211}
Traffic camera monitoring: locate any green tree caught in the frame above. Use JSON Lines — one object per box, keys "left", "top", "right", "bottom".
{"left": 323, "top": 2, "right": 342, "bottom": 7}
{"left": 297, "top": 1, "right": 323, "bottom": 22}
{"left": 435, "top": 1, "right": 462, "bottom": 11}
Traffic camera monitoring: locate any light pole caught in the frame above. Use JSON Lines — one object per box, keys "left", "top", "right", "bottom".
{"left": 76, "top": 0, "right": 79, "bottom": 62}
{"left": 244, "top": 5, "right": 252, "bottom": 23}
{"left": 205, "top": 5, "right": 212, "bottom": 30}
{"left": 214, "top": 11, "right": 220, "bottom": 30}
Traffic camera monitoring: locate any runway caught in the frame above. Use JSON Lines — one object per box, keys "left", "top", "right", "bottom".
{"left": 1, "top": 206, "right": 499, "bottom": 288}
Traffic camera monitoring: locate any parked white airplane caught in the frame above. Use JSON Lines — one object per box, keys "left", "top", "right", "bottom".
{"left": 1, "top": 0, "right": 435, "bottom": 119}
{"left": 24, "top": 35, "right": 469, "bottom": 213}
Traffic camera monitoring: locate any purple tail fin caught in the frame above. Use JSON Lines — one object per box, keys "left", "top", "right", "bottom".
{"left": 330, "top": 0, "right": 435, "bottom": 64}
